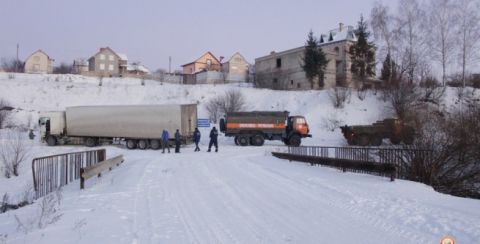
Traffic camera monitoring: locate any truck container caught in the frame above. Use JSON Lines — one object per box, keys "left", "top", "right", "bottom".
{"left": 219, "top": 111, "right": 311, "bottom": 147}
{"left": 39, "top": 104, "right": 197, "bottom": 150}
{"left": 340, "top": 118, "right": 415, "bottom": 146}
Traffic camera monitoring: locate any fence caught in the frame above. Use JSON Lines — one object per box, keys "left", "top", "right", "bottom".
{"left": 31, "top": 149, "right": 106, "bottom": 199}
{"left": 274, "top": 146, "right": 433, "bottom": 180}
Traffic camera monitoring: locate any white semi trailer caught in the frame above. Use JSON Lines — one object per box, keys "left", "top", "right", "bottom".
{"left": 38, "top": 104, "right": 197, "bottom": 150}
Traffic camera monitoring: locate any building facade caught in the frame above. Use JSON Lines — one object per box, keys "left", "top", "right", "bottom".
{"left": 222, "top": 52, "right": 249, "bottom": 83}
{"left": 182, "top": 52, "right": 222, "bottom": 74}
{"left": 87, "top": 47, "right": 128, "bottom": 77}
{"left": 24, "top": 50, "right": 54, "bottom": 74}
{"left": 255, "top": 24, "right": 362, "bottom": 90}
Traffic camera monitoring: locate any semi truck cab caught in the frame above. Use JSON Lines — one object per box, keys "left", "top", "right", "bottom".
{"left": 38, "top": 111, "right": 66, "bottom": 145}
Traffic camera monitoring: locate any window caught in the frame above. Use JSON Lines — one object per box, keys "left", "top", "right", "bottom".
{"left": 109, "top": 55, "right": 114, "bottom": 61}
{"left": 108, "top": 64, "right": 114, "bottom": 71}
{"left": 297, "top": 83, "right": 301, "bottom": 88}
{"left": 273, "top": 78, "right": 278, "bottom": 83}
{"left": 290, "top": 80, "right": 294, "bottom": 85}
{"left": 334, "top": 47, "right": 340, "bottom": 55}
{"left": 99, "top": 63, "right": 105, "bottom": 70}
{"left": 100, "top": 54, "right": 105, "bottom": 60}
{"left": 276, "top": 58, "right": 282, "bottom": 68}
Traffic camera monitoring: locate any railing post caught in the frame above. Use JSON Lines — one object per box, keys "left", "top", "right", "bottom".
{"left": 80, "top": 168, "right": 85, "bottom": 189}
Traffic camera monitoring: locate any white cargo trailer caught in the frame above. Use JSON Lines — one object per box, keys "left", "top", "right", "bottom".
{"left": 39, "top": 104, "right": 197, "bottom": 150}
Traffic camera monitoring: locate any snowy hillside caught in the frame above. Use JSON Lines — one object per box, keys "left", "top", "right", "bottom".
{"left": 0, "top": 73, "right": 479, "bottom": 244}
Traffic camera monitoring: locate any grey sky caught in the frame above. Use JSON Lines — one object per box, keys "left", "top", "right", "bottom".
{"left": 0, "top": 0, "right": 394, "bottom": 71}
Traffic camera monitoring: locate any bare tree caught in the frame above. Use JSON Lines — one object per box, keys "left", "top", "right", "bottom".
{"left": 53, "top": 63, "right": 73, "bottom": 74}
{"left": 329, "top": 87, "right": 351, "bottom": 109}
{"left": 205, "top": 97, "right": 222, "bottom": 123}
{"left": 428, "top": 0, "right": 457, "bottom": 86}
{"left": 0, "top": 58, "right": 24, "bottom": 73}
{"left": 387, "top": 82, "right": 419, "bottom": 120}
{"left": 205, "top": 90, "right": 247, "bottom": 122}
{"left": 395, "top": 0, "right": 428, "bottom": 83}
{"left": 0, "top": 130, "right": 30, "bottom": 178}
{"left": 455, "top": 0, "right": 480, "bottom": 87}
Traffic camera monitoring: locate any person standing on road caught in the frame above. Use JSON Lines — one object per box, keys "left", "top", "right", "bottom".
{"left": 193, "top": 127, "right": 201, "bottom": 152}
{"left": 174, "top": 129, "right": 182, "bottom": 153}
{"left": 161, "top": 129, "right": 170, "bottom": 153}
{"left": 207, "top": 126, "right": 218, "bottom": 152}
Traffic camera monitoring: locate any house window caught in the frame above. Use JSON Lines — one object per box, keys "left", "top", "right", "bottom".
{"left": 108, "top": 64, "right": 114, "bottom": 71}
{"left": 273, "top": 78, "right": 278, "bottom": 83}
{"left": 109, "top": 55, "right": 114, "bottom": 61}
{"left": 297, "top": 83, "right": 301, "bottom": 88}
{"left": 100, "top": 54, "right": 105, "bottom": 60}
{"left": 334, "top": 47, "right": 340, "bottom": 55}
{"left": 99, "top": 63, "right": 105, "bottom": 70}
{"left": 276, "top": 58, "right": 282, "bottom": 68}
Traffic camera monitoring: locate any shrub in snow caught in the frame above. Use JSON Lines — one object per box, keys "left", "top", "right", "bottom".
{"left": 328, "top": 87, "right": 350, "bottom": 109}
{"left": 0, "top": 130, "right": 30, "bottom": 178}
{"left": 15, "top": 190, "right": 63, "bottom": 233}
{"left": 205, "top": 89, "right": 247, "bottom": 122}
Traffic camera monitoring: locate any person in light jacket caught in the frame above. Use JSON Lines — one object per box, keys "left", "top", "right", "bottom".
{"left": 174, "top": 129, "right": 182, "bottom": 153}
{"left": 207, "top": 126, "right": 218, "bottom": 152}
{"left": 161, "top": 129, "right": 170, "bottom": 153}
{"left": 193, "top": 128, "right": 201, "bottom": 152}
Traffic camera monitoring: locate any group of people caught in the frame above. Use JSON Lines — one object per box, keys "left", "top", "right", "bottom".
{"left": 160, "top": 127, "right": 219, "bottom": 153}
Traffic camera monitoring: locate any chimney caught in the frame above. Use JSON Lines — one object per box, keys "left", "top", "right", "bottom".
{"left": 339, "top": 23, "right": 344, "bottom": 32}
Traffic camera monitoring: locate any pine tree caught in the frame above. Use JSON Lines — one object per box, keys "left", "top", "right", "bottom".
{"left": 350, "top": 15, "right": 376, "bottom": 84}
{"left": 380, "top": 53, "right": 396, "bottom": 82}
{"left": 302, "top": 30, "right": 328, "bottom": 89}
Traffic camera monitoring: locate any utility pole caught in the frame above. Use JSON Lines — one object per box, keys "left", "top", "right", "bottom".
{"left": 15, "top": 43, "right": 19, "bottom": 72}
{"left": 169, "top": 56, "right": 172, "bottom": 74}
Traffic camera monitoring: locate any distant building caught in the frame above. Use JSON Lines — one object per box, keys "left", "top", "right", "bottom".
{"left": 24, "top": 50, "right": 54, "bottom": 74}
{"left": 222, "top": 52, "right": 249, "bottom": 83}
{"left": 73, "top": 59, "right": 88, "bottom": 74}
{"left": 87, "top": 47, "right": 128, "bottom": 77}
{"left": 127, "top": 62, "right": 150, "bottom": 76}
{"left": 255, "top": 23, "right": 369, "bottom": 90}
{"left": 182, "top": 52, "right": 222, "bottom": 74}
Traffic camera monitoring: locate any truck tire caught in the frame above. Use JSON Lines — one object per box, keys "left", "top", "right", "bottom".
{"left": 234, "top": 136, "right": 239, "bottom": 145}
{"left": 237, "top": 135, "right": 249, "bottom": 146}
{"left": 126, "top": 139, "right": 137, "bottom": 150}
{"left": 288, "top": 135, "right": 301, "bottom": 147}
{"left": 85, "top": 137, "right": 97, "bottom": 147}
{"left": 46, "top": 136, "right": 56, "bottom": 146}
{"left": 251, "top": 135, "right": 265, "bottom": 146}
{"left": 283, "top": 138, "right": 290, "bottom": 146}
{"left": 357, "top": 134, "right": 370, "bottom": 147}
{"left": 138, "top": 140, "right": 148, "bottom": 150}
{"left": 150, "top": 140, "right": 161, "bottom": 150}
{"left": 370, "top": 136, "right": 382, "bottom": 146}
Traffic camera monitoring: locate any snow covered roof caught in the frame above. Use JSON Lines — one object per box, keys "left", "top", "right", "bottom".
{"left": 117, "top": 53, "right": 128, "bottom": 61}
{"left": 73, "top": 59, "right": 88, "bottom": 66}
{"left": 319, "top": 24, "right": 357, "bottom": 45}
{"left": 127, "top": 63, "right": 150, "bottom": 74}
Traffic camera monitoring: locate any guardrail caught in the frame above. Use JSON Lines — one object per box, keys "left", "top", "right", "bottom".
{"left": 31, "top": 149, "right": 106, "bottom": 199}
{"left": 274, "top": 146, "right": 432, "bottom": 181}
{"left": 80, "top": 155, "right": 124, "bottom": 189}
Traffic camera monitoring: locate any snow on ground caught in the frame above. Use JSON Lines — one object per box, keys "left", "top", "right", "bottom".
{"left": 0, "top": 73, "right": 479, "bottom": 243}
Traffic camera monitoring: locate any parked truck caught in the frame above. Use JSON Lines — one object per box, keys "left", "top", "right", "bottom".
{"left": 340, "top": 118, "right": 415, "bottom": 146}
{"left": 38, "top": 104, "right": 197, "bottom": 150}
{"left": 219, "top": 111, "right": 311, "bottom": 147}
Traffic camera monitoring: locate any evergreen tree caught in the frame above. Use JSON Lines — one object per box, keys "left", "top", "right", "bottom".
{"left": 350, "top": 15, "right": 376, "bottom": 84}
{"left": 302, "top": 30, "right": 328, "bottom": 89}
{"left": 380, "top": 53, "right": 396, "bottom": 82}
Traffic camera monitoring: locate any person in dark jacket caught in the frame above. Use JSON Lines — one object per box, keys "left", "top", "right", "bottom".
{"left": 193, "top": 128, "right": 201, "bottom": 152}
{"left": 174, "top": 129, "right": 182, "bottom": 153}
{"left": 207, "top": 126, "right": 218, "bottom": 152}
{"left": 161, "top": 129, "right": 170, "bottom": 153}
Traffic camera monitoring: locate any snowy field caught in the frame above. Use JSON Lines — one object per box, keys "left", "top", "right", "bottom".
{"left": 0, "top": 73, "right": 479, "bottom": 243}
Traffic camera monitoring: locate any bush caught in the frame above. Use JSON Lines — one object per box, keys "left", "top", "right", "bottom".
{"left": 0, "top": 99, "right": 13, "bottom": 129}
{"left": 205, "top": 90, "right": 246, "bottom": 122}
{"left": 329, "top": 87, "right": 350, "bottom": 109}
{"left": 0, "top": 130, "right": 30, "bottom": 178}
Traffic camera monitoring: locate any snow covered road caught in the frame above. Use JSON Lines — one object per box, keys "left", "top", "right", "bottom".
{"left": 4, "top": 144, "right": 478, "bottom": 244}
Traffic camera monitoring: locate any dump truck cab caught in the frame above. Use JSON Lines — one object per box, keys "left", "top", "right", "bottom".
{"left": 287, "top": 116, "right": 310, "bottom": 137}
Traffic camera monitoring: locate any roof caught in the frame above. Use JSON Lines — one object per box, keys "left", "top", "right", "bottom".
{"left": 224, "top": 52, "right": 249, "bottom": 64}
{"left": 26, "top": 49, "right": 54, "bottom": 62}
{"left": 127, "top": 63, "right": 150, "bottom": 74}
{"left": 90, "top": 47, "right": 125, "bottom": 61}
{"left": 117, "top": 53, "right": 128, "bottom": 61}
{"left": 181, "top": 51, "right": 221, "bottom": 67}
{"left": 255, "top": 24, "right": 357, "bottom": 62}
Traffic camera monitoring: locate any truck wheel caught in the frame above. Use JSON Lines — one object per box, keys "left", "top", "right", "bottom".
{"left": 234, "top": 136, "right": 239, "bottom": 145}
{"left": 85, "top": 137, "right": 97, "bottom": 147}
{"left": 138, "top": 140, "right": 148, "bottom": 150}
{"left": 46, "top": 136, "right": 56, "bottom": 146}
{"left": 283, "top": 138, "right": 290, "bottom": 146}
{"left": 126, "top": 139, "right": 137, "bottom": 150}
{"left": 357, "top": 134, "right": 370, "bottom": 146}
{"left": 288, "top": 135, "right": 301, "bottom": 147}
{"left": 347, "top": 137, "right": 356, "bottom": 145}
{"left": 390, "top": 137, "right": 401, "bottom": 145}
{"left": 150, "top": 140, "right": 161, "bottom": 150}
{"left": 237, "top": 136, "right": 249, "bottom": 146}
{"left": 252, "top": 135, "right": 265, "bottom": 146}
{"left": 370, "top": 136, "right": 382, "bottom": 146}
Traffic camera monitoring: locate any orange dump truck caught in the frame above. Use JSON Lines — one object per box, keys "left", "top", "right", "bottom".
{"left": 219, "top": 111, "right": 311, "bottom": 146}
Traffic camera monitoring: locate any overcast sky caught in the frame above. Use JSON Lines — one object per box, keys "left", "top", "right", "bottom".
{"left": 0, "top": 0, "right": 394, "bottom": 71}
